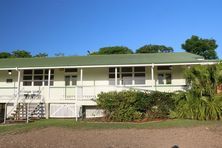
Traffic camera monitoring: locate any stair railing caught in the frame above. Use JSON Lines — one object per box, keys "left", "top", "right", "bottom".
{"left": 25, "top": 88, "right": 44, "bottom": 123}
{"left": 3, "top": 89, "right": 26, "bottom": 124}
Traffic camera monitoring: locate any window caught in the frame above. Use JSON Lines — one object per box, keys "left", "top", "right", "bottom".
{"left": 6, "top": 79, "right": 13, "bottom": 83}
{"left": 158, "top": 73, "right": 172, "bottom": 85}
{"left": 108, "top": 67, "right": 145, "bottom": 85}
{"left": 23, "top": 69, "right": 54, "bottom": 86}
{"left": 157, "top": 66, "right": 172, "bottom": 70}
{"left": 157, "top": 65, "right": 172, "bottom": 85}
{"left": 65, "top": 75, "right": 77, "bottom": 86}
{"left": 65, "top": 68, "right": 77, "bottom": 73}
{"left": 158, "top": 74, "right": 164, "bottom": 84}
{"left": 134, "top": 67, "right": 145, "bottom": 85}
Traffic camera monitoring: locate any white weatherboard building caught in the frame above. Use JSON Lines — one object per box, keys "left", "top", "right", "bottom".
{"left": 0, "top": 52, "right": 218, "bottom": 122}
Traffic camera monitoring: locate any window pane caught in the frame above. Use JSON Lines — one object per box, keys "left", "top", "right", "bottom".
{"left": 109, "top": 68, "right": 115, "bottom": 72}
{"left": 109, "top": 74, "right": 120, "bottom": 78}
{"left": 23, "top": 81, "right": 32, "bottom": 86}
{"left": 65, "top": 68, "right": 77, "bottom": 73}
{"left": 109, "top": 79, "right": 115, "bottom": 85}
{"left": 44, "top": 81, "right": 54, "bottom": 86}
{"left": 122, "top": 67, "right": 132, "bottom": 72}
{"left": 122, "top": 73, "right": 132, "bottom": 77}
{"left": 135, "top": 77, "right": 145, "bottom": 85}
{"left": 158, "top": 74, "right": 164, "bottom": 84}
{"left": 65, "top": 76, "right": 70, "bottom": 86}
{"left": 122, "top": 77, "right": 132, "bottom": 85}
{"left": 6, "top": 79, "right": 13, "bottom": 83}
{"left": 45, "top": 75, "right": 54, "bottom": 80}
{"left": 24, "top": 70, "right": 32, "bottom": 74}
{"left": 45, "top": 69, "right": 55, "bottom": 74}
{"left": 34, "top": 70, "right": 43, "bottom": 74}
{"left": 23, "top": 76, "right": 32, "bottom": 80}
{"left": 134, "top": 67, "right": 145, "bottom": 72}
{"left": 157, "top": 66, "right": 172, "bottom": 70}
{"left": 71, "top": 76, "right": 77, "bottom": 86}
{"left": 166, "top": 73, "right": 172, "bottom": 84}
{"left": 34, "top": 76, "right": 43, "bottom": 80}
{"left": 109, "top": 67, "right": 120, "bottom": 73}
{"left": 34, "top": 81, "right": 42, "bottom": 86}
{"left": 135, "top": 73, "right": 145, "bottom": 77}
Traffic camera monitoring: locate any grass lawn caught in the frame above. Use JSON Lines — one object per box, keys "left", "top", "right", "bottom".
{"left": 0, "top": 119, "right": 221, "bottom": 134}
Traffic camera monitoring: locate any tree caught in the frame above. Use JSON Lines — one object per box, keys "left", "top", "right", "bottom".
{"left": 181, "top": 35, "right": 218, "bottom": 59}
{"left": 54, "top": 53, "right": 65, "bottom": 57}
{"left": 0, "top": 52, "right": 11, "bottom": 58}
{"left": 34, "top": 52, "right": 48, "bottom": 57}
{"left": 136, "top": 44, "right": 174, "bottom": 53}
{"left": 11, "top": 50, "right": 32, "bottom": 58}
{"left": 89, "top": 46, "right": 133, "bottom": 55}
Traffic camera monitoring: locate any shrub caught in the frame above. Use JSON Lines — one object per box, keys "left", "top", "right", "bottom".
{"left": 145, "top": 91, "right": 175, "bottom": 119}
{"left": 96, "top": 90, "right": 174, "bottom": 121}
{"left": 170, "top": 91, "right": 222, "bottom": 120}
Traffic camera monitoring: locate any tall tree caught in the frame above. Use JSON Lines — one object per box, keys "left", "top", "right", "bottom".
{"left": 136, "top": 44, "right": 174, "bottom": 53}
{"left": 89, "top": 46, "right": 133, "bottom": 55}
{"left": 11, "top": 50, "right": 32, "bottom": 58}
{"left": 181, "top": 35, "right": 218, "bottom": 59}
{"left": 0, "top": 52, "right": 11, "bottom": 58}
{"left": 34, "top": 52, "right": 48, "bottom": 57}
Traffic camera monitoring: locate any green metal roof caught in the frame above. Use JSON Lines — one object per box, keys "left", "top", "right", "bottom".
{"left": 0, "top": 52, "right": 218, "bottom": 69}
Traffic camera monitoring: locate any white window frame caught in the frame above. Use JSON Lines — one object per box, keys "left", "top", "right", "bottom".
{"left": 23, "top": 69, "right": 54, "bottom": 86}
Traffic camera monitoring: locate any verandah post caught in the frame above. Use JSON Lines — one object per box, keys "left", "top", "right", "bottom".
{"left": 151, "top": 64, "right": 155, "bottom": 89}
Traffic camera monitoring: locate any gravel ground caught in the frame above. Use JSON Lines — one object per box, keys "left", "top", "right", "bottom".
{"left": 0, "top": 126, "right": 222, "bottom": 148}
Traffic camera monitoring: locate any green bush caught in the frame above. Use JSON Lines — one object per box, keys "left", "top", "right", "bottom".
{"left": 96, "top": 90, "right": 174, "bottom": 121}
{"left": 170, "top": 91, "right": 222, "bottom": 120}
{"left": 145, "top": 91, "right": 174, "bottom": 119}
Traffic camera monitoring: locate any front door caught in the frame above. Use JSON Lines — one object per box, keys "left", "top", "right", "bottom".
{"left": 64, "top": 75, "right": 77, "bottom": 99}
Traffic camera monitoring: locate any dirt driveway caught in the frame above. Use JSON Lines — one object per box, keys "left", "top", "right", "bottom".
{"left": 0, "top": 126, "right": 222, "bottom": 148}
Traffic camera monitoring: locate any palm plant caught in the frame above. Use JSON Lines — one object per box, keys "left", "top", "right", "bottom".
{"left": 171, "top": 63, "right": 222, "bottom": 120}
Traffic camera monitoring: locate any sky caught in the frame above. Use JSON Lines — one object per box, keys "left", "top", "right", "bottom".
{"left": 0, "top": 0, "right": 221, "bottom": 58}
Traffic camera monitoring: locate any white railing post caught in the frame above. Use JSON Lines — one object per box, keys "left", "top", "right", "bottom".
{"left": 80, "top": 68, "right": 83, "bottom": 99}
{"left": 4, "top": 103, "right": 7, "bottom": 124}
{"left": 26, "top": 103, "right": 29, "bottom": 123}
{"left": 151, "top": 64, "right": 155, "bottom": 90}
{"left": 115, "top": 67, "right": 118, "bottom": 86}
{"left": 48, "top": 69, "right": 51, "bottom": 100}
{"left": 16, "top": 69, "right": 21, "bottom": 105}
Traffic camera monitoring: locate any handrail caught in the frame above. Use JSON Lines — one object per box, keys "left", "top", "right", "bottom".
{"left": 25, "top": 88, "right": 44, "bottom": 123}
{"left": 3, "top": 87, "right": 44, "bottom": 124}
{"left": 3, "top": 95, "right": 25, "bottom": 123}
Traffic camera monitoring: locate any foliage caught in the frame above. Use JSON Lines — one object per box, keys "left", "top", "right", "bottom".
{"left": 171, "top": 91, "right": 222, "bottom": 120}
{"left": 34, "top": 52, "right": 48, "bottom": 57}
{"left": 0, "top": 52, "right": 11, "bottom": 58}
{"left": 11, "top": 50, "right": 32, "bottom": 58}
{"left": 171, "top": 64, "right": 222, "bottom": 120}
{"left": 145, "top": 91, "right": 175, "bottom": 119}
{"left": 54, "top": 53, "right": 65, "bottom": 57}
{"left": 96, "top": 90, "right": 174, "bottom": 121}
{"left": 136, "top": 44, "right": 174, "bottom": 53}
{"left": 89, "top": 46, "right": 133, "bottom": 55}
{"left": 181, "top": 35, "right": 218, "bottom": 59}
{"left": 184, "top": 65, "right": 218, "bottom": 98}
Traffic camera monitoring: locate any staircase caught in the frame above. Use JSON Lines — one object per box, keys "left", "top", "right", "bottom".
{"left": 6, "top": 102, "right": 45, "bottom": 123}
